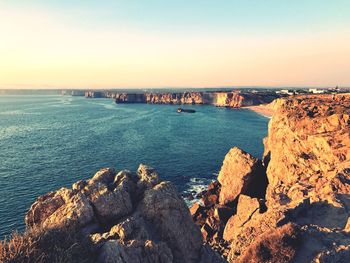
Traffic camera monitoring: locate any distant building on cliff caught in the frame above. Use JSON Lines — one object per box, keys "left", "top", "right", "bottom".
{"left": 309, "top": 88, "right": 325, "bottom": 94}
{"left": 276, "top": 89, "right": 295, "bottom": 95}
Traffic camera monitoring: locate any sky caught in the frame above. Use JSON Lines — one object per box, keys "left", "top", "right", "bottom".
{"left": 0, "top": 0, "right": 350, "bottom": 89}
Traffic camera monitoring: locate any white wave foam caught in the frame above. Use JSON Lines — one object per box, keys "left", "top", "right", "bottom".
{"left": 182, "top": 177, "right": 214, "bottom": 206}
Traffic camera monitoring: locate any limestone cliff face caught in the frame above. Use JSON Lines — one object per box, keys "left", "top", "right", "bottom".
{"left": 146, "top": 92, "right": 204, "bottom": 104}
{"left": 191, "top": 94, "right": 350, "bottom": 262}
{"left": 264, "top": 94, "right": 350, "bottom": 207}
{"left": 260, "top": 94, "right": 350, "bottom": 261}
{"left": 25, "top": 165, "right": 224, "bottom": 263}
{"left": 112, "top": 91, "right": 281, "bottom": 107}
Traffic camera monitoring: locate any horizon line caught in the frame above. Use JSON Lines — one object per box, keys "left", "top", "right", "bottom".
{"left": 0, "top": 85, "right": 347, "bottom": 90}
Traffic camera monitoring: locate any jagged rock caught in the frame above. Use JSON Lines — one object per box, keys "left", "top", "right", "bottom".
{"left": 87, "top": 183, "right": 133, "bottom": 224}
{"left": 98, "top": 239, "right": 174, "bottom": 263}
{"left": 25, "top": 188, "right": 94, "bottom": 229}
{"left": 190, "top": 94, "right": 350, "bottom": 262}
{"left": 263, "top": 95, "right": 350, "bottom": 207}
{"left": 213, "top": 205, "right": 234, "bottom": 222}
{"left": 201, "top": 181, "right": 220, "bottom": 206}
{"left": 218, "top": 147, "right": 267, "bottom": 205}
{"left": 140, "top": 181, "right": 203, "bottom": 263}
{"left": 190, "top": 203, "right": 203, "bottom": 217}
{"left": 113, "top": 91, "right": 281, "bottom": 107}
{"left": 191, "top": 181, "right": 234, "bottom": 259}
{"left": 136, "top": 164, "right": 160, "bottom": 190}
{"left": 226, "top": 94, "right": 350, "bottom": 262}
{"left": 223, "top": 195, "right": 260, "bottom": 242}
{"left": 90, "top": 168, "right": 116, "bottom": 185}
{"left": 111, "top": 216, "right": 148, "bottom": 241}
{"left": 24, "top": 164, "right": 216, "bottom": 263}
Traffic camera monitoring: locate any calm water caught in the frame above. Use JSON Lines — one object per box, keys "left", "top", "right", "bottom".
{"left": 0, "top": 95, "right": 268, "bottom": 238}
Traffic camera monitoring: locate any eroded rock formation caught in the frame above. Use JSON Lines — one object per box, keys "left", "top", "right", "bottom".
{"left": 218, "top": 147, "right": 267, "bottom": 205}
{"left": 25, "top": 165, "right": 224, "bottom": 263}
{"left": 111, "top": 91, "right": 281, "bottom": 107}
{"left": 191, "top": 94, "right": 350, "bottom": 262}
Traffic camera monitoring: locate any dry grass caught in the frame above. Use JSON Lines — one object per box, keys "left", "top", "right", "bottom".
{"left": 239, "top": 223, "right": 300, "bottom": 263}
{"left": 0, "top": 227, "right": 96, "bottom": 263}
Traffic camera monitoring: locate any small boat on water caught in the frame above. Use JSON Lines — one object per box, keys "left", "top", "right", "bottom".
{"left": 177, "top": 107, "right": 196, "bottom": 113}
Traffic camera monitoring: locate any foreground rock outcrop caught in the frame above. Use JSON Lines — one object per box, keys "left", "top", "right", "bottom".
{"left": 191, "top": 94, "right": 350, "bottom": 262}
{"left": 25, "top": 165, "right": 224, "bottom": 263}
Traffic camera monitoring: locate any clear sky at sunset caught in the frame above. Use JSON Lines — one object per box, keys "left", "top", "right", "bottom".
{"left": 0, "top": 0, "right": 349, "bottom": 88}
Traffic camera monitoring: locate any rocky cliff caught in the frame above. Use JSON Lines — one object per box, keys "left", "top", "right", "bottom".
{"left": 111, "top": 91, "right": 281, "bottom": 107}
{"left": 191, "top": 94, "right": 350, "bottom": 262}
{"left": 22, "top": 165, "right": 224, "bottom": 263}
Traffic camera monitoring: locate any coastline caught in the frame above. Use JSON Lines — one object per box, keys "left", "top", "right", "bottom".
{"left": 243, "top": 104, "right": 274, "bottom": 118}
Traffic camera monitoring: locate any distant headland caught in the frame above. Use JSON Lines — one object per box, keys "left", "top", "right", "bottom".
{"left": 60, "top": 87, "right": 348, "bottom": 114}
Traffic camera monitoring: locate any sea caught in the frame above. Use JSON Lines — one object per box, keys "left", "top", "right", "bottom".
{"left": 0, "top": 93, "right": 269, "bottom": 238}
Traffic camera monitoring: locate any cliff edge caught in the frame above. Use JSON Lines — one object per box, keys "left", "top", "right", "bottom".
{"left": 111, "top": 91, "right": 281, "bottom": 107}
{"left": 191, "top": 94, "right": 350, "bottom": 262}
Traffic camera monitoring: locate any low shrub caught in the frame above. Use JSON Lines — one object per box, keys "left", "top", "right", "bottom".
{"left": 0, "top": 226, "right": 96, "bottom": 263}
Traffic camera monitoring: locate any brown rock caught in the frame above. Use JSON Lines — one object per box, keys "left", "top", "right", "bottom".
{"left": 201, "top": 181, "right": 221, "bottom": 207}
{"left": 203, "top": 193, "right": 219, "bottom": 207}
{"left": 190, "top": 202, "right": 203, "bottom": 217}
{"left": 214, "top": 205, "right": 234, "bottom": 222}
{"left": 201, "top": 223, "right": 215, "bottom": 242}
{"left": 223, "top": 195, "right": 260, "bottom": 242}
{"left": 89, "top": 168, "right": 116, "bottom": 185}
{"left": 225, "top": 94, "right": 350, "bottom": 262}
{"left": 25, "top": 188, "right": 94, "bottom": 229}
{"left": 98, "top": 239, "right": 173, "bottom": 263}
{"left": 140, "top": 181, "right": 203, "bottom": 263}
{"left": 24, "top": 165, "right": 218, "bottom": 263}
{"left": 137, "top": 164, "right": 160, "bottom": 190}
{"left": 218, "top": 147, "right": 267, "bottom": 205}
{"left": 85, "top": 180, "right": 133, "bottom": 223}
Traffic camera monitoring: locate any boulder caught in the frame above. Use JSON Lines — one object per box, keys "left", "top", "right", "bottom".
{"left": 86, "top": 183, "right": 133, "bottom": 223}
{"left": 218, "top": 147, "right": 267, "bottom": 205}
{"left": 140, "top": 181, "right": 203, "bottom": 263}
{"left": 223, "top": 195, "right": 260, "bottom": 242}
{"left": 25, "top": 164, "right": 214, "bottom": 263}
{"left": 25, "top": 188, "right": 94, "bottom": 229}
{"left": 98, "top": 239, "right": 173, "bottom": 263}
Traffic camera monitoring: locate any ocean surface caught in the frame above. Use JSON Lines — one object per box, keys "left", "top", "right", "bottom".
{"left": 0, "top": 95, "right": 268, "bottom": 238}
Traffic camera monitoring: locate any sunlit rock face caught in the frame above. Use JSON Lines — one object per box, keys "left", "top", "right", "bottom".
{"left": 191, "top": 94, "right": 350, "bottom": 262}
{"left": 113, "top": 91, "right": 281, "bottom": 107}
{"left": 25, "top": 165, "right": 224, "bottom": 263}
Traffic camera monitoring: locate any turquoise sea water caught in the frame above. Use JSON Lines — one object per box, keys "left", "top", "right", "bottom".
{"left": 0, "top": 95, "right": 268, "bottom": 238}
